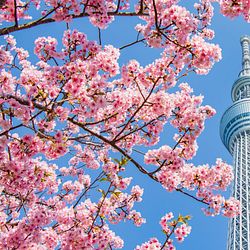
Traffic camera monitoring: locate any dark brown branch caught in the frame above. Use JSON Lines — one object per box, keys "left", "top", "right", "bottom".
{"left": 67, "top": 118, "right": 210, "bottom": 206}
{"left": 13, "top": 0, "right": 18, "bottom": 27}
{"left": 176, "top": 188, "right": 209, "bottom": 205}
{"left": 68, "top": 117, "right": 154, "bottom": 180}
{"left": 114, "top": 0, "right": 121, "bottom": 13}
{"left": 0, "top": 11, "right": 149, "bottom": 36}
{"left": 1, "top": 94, "right": 47, "bottom": 110}
{"left": 119, "top": 37, "right": 146, "bottom": 50}
{"left": 0, "top": 95, "right": 210, "bottom": 208}
{"left": 139, "top": 0, "right": 144, "bottom": 14}
{"left": 152, "top": 0, "right": 159, "bottom": 29}
{"left": 0, "top": 123, "right": 23, "bottom": 137}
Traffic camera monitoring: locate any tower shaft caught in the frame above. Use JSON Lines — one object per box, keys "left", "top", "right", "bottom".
{"left": 227, "top": 131, "right": 250, "bottom": 250}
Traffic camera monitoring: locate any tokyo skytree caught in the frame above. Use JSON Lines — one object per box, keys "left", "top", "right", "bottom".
{"left": 220, "top": 36, "right": 250, "bottom": 250}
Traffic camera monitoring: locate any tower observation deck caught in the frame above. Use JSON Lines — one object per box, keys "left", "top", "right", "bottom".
{"left": 220, "top": 36, "right": 250, "bottom": 250}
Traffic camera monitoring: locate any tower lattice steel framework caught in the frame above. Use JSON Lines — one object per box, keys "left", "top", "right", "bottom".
{"left": 220, "top": 36, "right": 250, "bottom": 250}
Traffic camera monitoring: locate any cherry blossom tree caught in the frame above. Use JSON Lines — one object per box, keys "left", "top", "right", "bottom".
{"left": 0, "top": 0, "right": 247, "bottom": 249}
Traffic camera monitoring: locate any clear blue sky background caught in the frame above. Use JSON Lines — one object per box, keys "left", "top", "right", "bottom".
{"left": 5, "top": 1, "right": 250, "bottom": 249}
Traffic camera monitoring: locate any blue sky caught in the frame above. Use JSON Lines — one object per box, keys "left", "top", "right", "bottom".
{"left": 5, "top": 2, "right": 250, "bottom": 249}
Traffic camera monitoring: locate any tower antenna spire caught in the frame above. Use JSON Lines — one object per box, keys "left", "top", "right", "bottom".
{"left": 240, "top": 35, "right": 250, "bottom": 76}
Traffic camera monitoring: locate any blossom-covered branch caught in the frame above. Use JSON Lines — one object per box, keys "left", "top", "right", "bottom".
{"left": 0, "top": 0, "right": 246, "bottom": 249}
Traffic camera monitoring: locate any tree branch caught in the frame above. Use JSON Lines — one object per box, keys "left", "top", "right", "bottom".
{"left": 0, "top": 11, "right": 149, "bottom": 36}
{"left": 13, "top": 0, "right": 18, "bottom": 27}
{"left": 67, "top": 117, "right": 209, "bottom": 207}
{"left": 68, "top": 117, "right": 155, "bottom": 180}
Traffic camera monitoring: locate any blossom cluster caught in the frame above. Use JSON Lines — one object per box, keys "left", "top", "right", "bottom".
{"left": 216, "top": 0, "right": 250, "bottom": 22}
{"left": 136, "top": 212, "right": 191, "bottom": 249}
{"left": 0, "top": 0, "right": 249, "bottom": 30}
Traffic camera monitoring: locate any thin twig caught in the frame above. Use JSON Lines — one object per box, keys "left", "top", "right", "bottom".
{"left": 73, "top": 171, "right": 105, "bottom": 209}
{"left": 119, "top": 37, "right": 146, "bottom": 50}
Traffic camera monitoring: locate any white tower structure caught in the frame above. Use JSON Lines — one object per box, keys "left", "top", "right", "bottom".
{"left": 220, "top": 36, "right": 250, "bottom": 250}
